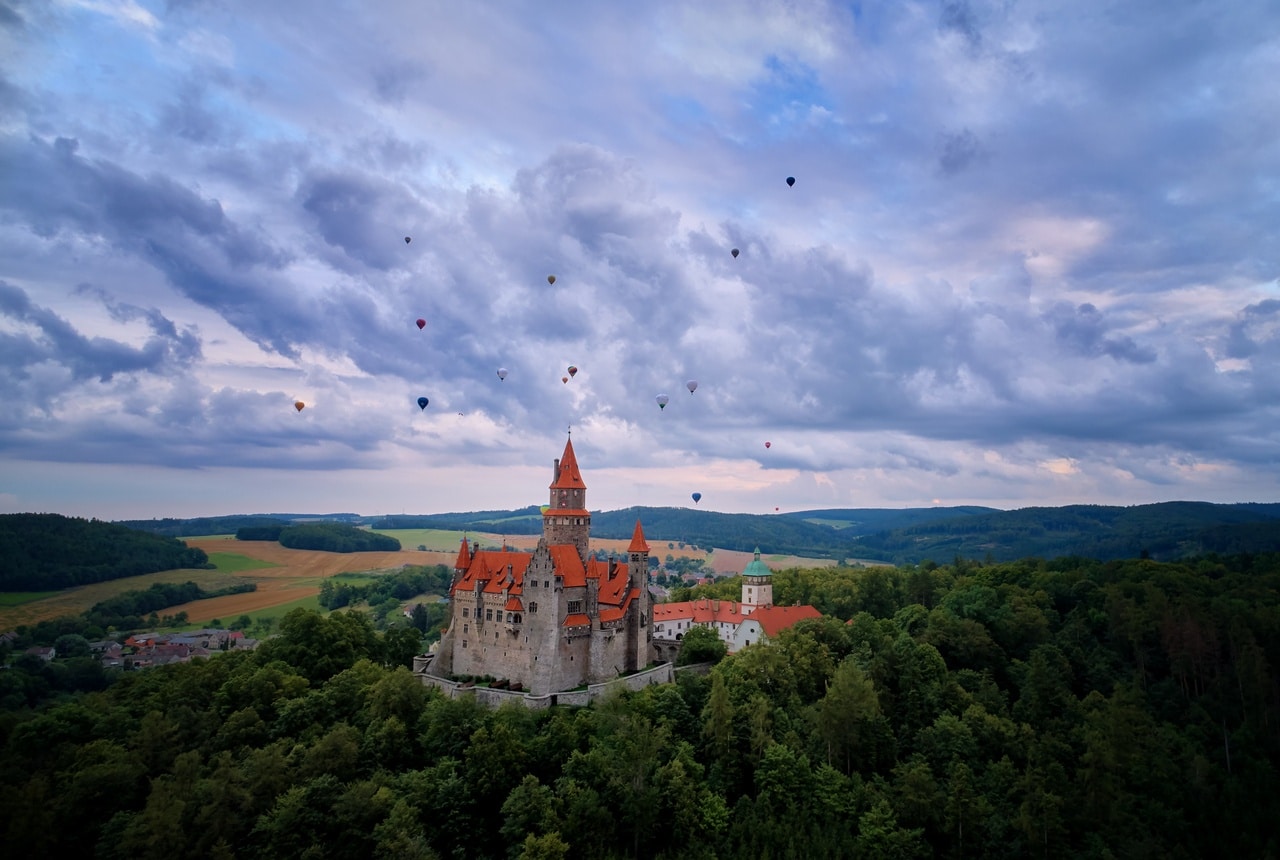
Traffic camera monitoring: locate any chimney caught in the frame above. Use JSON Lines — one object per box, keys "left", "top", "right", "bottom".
{"left": 553, "top": 457, "right": 561, "bottom": 484}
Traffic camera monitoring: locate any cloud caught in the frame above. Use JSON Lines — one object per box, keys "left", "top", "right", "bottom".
{"left": 1, "top": 0, "right": 1278, "bottom": 516}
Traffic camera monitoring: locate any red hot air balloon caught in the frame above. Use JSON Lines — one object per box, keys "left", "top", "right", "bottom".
{"left": 764, "top": 441, "right": 771, "bottom": 449}
{"left": 294, "top": 401, "right": 305, "bottom": 412}
{"left": 567, "top": 365, "right": 578, "bottom": 378}
{"left": 562, "top": 376, "right": 569, "bottom": 384}
{"left": 415, "top": 318, "right": 426, "bottom": 330}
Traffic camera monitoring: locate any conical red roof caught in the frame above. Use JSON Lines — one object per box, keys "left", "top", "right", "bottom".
{"left": 551, "top": 437, "right": 586, "bottom": 489}
{"left": 453, "top": 537, "right": 471, "bottom": 571}
{"left": 627, "top": 519, "right": 649, "bottom": 553}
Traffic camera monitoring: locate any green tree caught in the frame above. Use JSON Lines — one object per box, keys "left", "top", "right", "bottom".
{"left": 677, "top": 625, "right": 727, "bottom": 665}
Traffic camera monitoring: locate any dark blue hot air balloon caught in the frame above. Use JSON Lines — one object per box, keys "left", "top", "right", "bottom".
{"left": 691, "top": 492, "right": 702, "bottom": 504}
{"left": 417, "top": 397, "right": 429, "bottom": 410}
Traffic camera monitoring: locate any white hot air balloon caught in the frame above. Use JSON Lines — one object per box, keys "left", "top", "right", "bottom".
{"left": 497, "top": 368, "right": 508, "bottom": 381}
{"left": 686, "top": 379, "right": 698, "bottom": 394}
{"left": 656, "top": 394, "right": 670, "bottom": 410}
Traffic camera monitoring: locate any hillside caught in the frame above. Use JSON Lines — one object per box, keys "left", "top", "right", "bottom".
{"left": 117, "top": 501, "right": 1280, "bottom": 565}
{"left": 0, "top": 513, "right": 210, "bottom": 591}
{"left": 845, "top": 501, "right": 1280, "bottom": 563}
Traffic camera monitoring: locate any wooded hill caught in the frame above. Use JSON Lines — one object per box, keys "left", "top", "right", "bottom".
{"left": 0, "top": 514, "right": 210, "bottom": 591}
{"left": 1, "top": 551, "right": 1276, "bottom": 857}
{"left": 843, "top": 501, "right": 1280, "bottom": 564}
{"left": 112, "top": 501, "right": 1280, "bottom": 564}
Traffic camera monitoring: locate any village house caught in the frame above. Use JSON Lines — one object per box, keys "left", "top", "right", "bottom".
{"left": 652, "top": 548, "right": 821, "bottom": 655}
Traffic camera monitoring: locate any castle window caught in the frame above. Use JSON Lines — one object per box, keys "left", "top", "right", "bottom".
{"left": 486, "top": 609, "right": 493, "bottom": 621}
{"left": 462, "top": 640, "right": 468, "bottom": 648}
{"left": 462, "top": 608, "right": 469, "bottom": 618}
{"left": 567, "top": 600, "right": 583, "bottom": 614}
{"left": 530, "top": 602, "right": 538, "bottom": 613}
{"left": 463, "top": 624, "right": 468, "bottom": 634}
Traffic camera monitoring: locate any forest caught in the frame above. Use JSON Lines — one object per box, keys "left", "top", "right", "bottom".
{"left": 274, "top": 523, "right": 401, "bottom": 553}
{"left": 1, "top": 550, "right": 1276, "bottom": 858}
{"left": 0, "top": 514, "right": 211, "bottom": 591}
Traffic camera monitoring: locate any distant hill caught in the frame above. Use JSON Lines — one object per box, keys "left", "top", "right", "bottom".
{"left": 368, "top": 506, "right": 991, "bottom": 556}
{"left": 0, "top": 513, "right": 210, "bottom": 591}
{"left": 119, "top": 513, "right": 361, "bottom": 537}
{"left": 843, "top": 501, "right": 1280, "bottom": 564}
{"left": 117, "top": 501, "right": 1280, "bottom": 565}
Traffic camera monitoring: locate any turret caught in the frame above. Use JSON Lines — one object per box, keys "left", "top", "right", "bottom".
{"left": 543, "top": 436, "right": 590, "bottom": 562}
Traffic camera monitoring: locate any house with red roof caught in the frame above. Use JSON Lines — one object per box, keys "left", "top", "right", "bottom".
{"left": 653, "top": 548, "right": 821, "bottom": 653}
{"left": 426, "top": 437, "right": 654, "bottom": 695}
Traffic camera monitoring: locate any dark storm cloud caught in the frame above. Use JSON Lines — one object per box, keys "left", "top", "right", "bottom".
{"left": 938, "top": 128, "right": 983, "bottom": 176}
{"left": 1225, "top": 299, "right": 1280, "bottom": 359}
{"left": 0, "top": 280, "right": 201, "bottom": 387}
{"left": 1046, "top": 302, "right": 1157, "bottom": 364}
{"left": 299, "top": 169, "right": 428, "bottom": 272}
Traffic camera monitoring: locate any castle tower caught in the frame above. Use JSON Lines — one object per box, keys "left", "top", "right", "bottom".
{"left": 626, "top": 519, "right": 651, "bottom": 672}
{"left": 543, "top": 436, "right": 590, "bottom": 563}
{"left": 741, "top": 547, "right": 773, "bottom": 612}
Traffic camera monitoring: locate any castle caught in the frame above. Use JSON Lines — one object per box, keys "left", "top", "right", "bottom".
{"left": 426, "top": 437, "right": 654, "bottom": 695}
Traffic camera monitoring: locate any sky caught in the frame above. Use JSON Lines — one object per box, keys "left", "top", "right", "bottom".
{"left": 1, "top": 0, "right": 1278, "bottom": 520}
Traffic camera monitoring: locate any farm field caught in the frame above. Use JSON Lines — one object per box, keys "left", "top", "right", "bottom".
{"left": 0, "top": 531, "right": 859, "bottom": 630}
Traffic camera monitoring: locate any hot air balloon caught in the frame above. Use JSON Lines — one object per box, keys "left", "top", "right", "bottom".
{"left": 786, "top": 176, "right": 795, "bottom": 187}
{"left": 775, "top": 506, "right": 780, "bottom": 512}
{"left": 497, "top": 368, "right": 508, "bottom": 381}
{"left": 294, "top": 401, "right": 305, "bottom": 412}
{"left": 686, "top": 380, "right": 698, "bottom": 394}
{"left": 415, "top": 318, "right": 426, "bottom": 330}
{"left": 562, "top": 376, "right": 569, "bottom": 384}
{"left": 417, "top": 397, "right": 429, "bottom": 410}
{"left": 656, "top": 394, "right": 669, "bottom": 410}
{"left": 567, "top": 365, "right": 578, "bottom": 378}
{"left": 404, "top": 236, "right": 411, "bottom": 244}
{"left": 731, "top": 248, "right": 739, "bottom": 258}
{"left": 765, "top": 441, "right": 771, "bottom": 449}
{"left": 547, "top": 275, "right": 556, "bottom": 285}
{"left": 691, "top": 492, "right": 702, "bottom": 504}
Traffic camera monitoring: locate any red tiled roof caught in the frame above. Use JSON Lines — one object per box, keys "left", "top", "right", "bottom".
{"left": 627, "top": 519, "right": 649, "bottom": 553}
{"left": 749, "top": 604, "right": 822, "bottom": 637}
{"left": 450, "top": 549, "right": 533, "bottom": 596}
{"left": 653, "top": 597, "right": 749, "bottom": 625}
{"left": 551, "top": 437, "right": 586, "bottom": 489}
{"left": 454, "top": 537, "right": 471, "bottom": 571}
{"left": 543, "top": 508, "right": 591, "bottom": 517}
{"left": 563, "top": 613, "right": 591, "bottom": 627}
{"left": 504, "top": 597, "right": 524, "bottom": 612}
{"left": 549, "top": 545, "right": 586, "bottom": 587}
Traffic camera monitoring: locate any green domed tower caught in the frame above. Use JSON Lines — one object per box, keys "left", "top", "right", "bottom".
{"left": 741, "top": 547, "right": 773, "bottom": 610}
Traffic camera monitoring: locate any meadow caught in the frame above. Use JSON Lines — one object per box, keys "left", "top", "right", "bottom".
{"left": 0, "top": 530, "right": 842, "bottom": 630}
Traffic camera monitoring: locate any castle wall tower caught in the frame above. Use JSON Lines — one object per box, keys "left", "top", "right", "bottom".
{"left": 543, "top": 437, "right": 590, "bottom": 563}
{"left": 741, "top": 547, "right": 773, "bottom": 612}
{"left": 626, "top": 519, "right": 651, "bottom": 673}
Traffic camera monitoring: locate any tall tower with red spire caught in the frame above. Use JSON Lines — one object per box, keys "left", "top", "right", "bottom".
{"left": 543, "top": 436, "right": 590, "bottom": 563}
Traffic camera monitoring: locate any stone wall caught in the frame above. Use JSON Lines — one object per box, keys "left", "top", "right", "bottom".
{"left": 415, "top": 660, "right": 674, "bottom": 709}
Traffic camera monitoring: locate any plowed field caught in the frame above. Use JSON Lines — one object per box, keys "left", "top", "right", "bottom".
{"left": 164, "top": 539, "right": 459, "bottom": 623}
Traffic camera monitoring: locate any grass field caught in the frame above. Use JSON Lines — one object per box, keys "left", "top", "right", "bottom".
{"left": 207, "top": 552, "right": 282, "bottom": 572}
{"left": 0, "top": 531, "right": 852, "bottom": 630}
{"left": 0, "top": 591, "right": 59, "bottom": 607}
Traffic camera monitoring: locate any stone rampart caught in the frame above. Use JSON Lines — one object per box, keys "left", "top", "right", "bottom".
{"left": 415, "top": 660, "right": 673, "bottom": 709}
